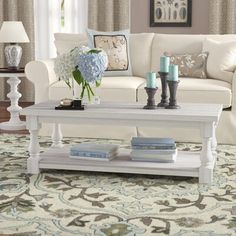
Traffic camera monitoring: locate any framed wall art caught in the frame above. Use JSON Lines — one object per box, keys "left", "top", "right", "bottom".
{"left": 150, "top": 0, "right": 192, "bottom": 27}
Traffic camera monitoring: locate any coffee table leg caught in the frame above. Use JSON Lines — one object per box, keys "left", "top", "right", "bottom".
{"left": 27, "top": 117, "right": 41, "bottom": 174}
{"left": 51, "top": 123, "right": 63, "bottom": 148}
{"left": 212, "top": 122, "right": 217, "bottom": 167}
{"left": 28, "top": 130, "right": 40, "bottom": 174}
{"left": 199, "top": 123, "right": 214, "bottom": 184}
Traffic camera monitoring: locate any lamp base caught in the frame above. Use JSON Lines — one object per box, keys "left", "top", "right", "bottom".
{"left": 4, "top": 43, "right": 22, "bottom": 68}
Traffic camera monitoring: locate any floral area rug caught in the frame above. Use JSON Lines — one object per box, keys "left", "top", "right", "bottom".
{"left": 0, "top": 134, "right": 235, "bottom": 236}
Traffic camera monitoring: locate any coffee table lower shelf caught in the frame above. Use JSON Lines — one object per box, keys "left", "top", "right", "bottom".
{"left": 38, "top": 148, "right": 200, "bottom": 178}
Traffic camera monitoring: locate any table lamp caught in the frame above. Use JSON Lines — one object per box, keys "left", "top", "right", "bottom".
{"left": 0, "top": 21, "right": 30, "bottom": 69}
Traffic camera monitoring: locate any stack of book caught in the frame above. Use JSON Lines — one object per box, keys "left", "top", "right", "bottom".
{"left": 70, "top": 143, "right": 119, "bottom": 161}
{"left": 130, "top": 137, "right": 177, "bottom": 163}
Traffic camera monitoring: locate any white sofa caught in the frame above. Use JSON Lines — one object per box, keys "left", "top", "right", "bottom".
{"left": 25, "top": 33, "right": 236, "bottom": 144}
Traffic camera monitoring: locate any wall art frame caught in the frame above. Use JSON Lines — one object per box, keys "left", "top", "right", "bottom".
{"left": 150, "top": 0, "right": 192, "bottom": 27}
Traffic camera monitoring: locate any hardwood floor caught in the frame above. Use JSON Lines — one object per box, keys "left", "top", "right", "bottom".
{"left": 0, "top": 101, "right": 33, "bottom": 134}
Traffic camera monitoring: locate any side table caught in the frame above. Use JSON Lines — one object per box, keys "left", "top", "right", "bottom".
{"left": 0, "top": 68, "right": 26, "bottom": 130}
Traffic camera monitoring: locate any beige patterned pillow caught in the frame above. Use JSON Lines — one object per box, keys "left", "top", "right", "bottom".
{"left": 165, "top": 52, "right": 209, "bottom": 78}
{"left": 87, "top": 29, "right": 132, "bottom": 76}
{"left": 94, "top": 35, "right": 129, "bottom": 71}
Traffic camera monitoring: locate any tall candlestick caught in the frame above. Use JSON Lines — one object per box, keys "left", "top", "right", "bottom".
{"left": 157, "top": 72, "right": 169, "bottom": 107}
{"left": 160, "top": 56, "right": 170, "bottom": 73}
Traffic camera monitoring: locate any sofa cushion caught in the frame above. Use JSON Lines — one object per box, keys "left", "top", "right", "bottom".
{"left": 54, "top": 32, "right": 155, "bottom": 78}
{"left": 203, "top": 38, "right": 236, "bottom": 83}
{"left": 137, "top": 78, "right": 232, "bottom": 108}
{"left": 49, "top": 76, "right": 146, "bottom": 103}
{"left": 129, "top": 33, "right": 154, "bottom": 78}
{"left": 151, "top": 34, "right": 236, "bottom": 83}
{"left": 151, "top": 34, "right": 205, "bottom": 73}
{"left": 54, "top": 33, "right": 88, "bottom": 55}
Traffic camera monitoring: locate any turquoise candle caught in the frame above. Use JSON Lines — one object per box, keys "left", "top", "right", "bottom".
{"left": 168, "top": 64, "right": 179, "bottom": 81}
{"left": 160, "top": 56, "right": 170, "bottom": 73}
{"left": 146, "top": 72, "right": 157, "bottom": 88}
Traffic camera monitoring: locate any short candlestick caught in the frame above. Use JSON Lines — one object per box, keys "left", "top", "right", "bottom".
{"left": 143, "top": 87, "right": 158, "bottom": 110}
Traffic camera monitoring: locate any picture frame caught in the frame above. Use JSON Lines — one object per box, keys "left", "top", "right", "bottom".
{"left": 150, "top": 0, "right": 192, "bottom": 27}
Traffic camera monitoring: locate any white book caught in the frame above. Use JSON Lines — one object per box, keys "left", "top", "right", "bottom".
{"left": 131, "top": 150, "right": 178, "bottom": 162}
{"left": 131, "top": 149, "right": 176, "bottom": 155}
{"left": 131, "top": 157, "right": 176, "bottom": 163}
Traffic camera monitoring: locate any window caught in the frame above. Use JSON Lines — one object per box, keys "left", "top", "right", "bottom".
{"left": 34, "top": 0, "right": 88, "bottom": 59}
{"left": 61, "top": 0, "right": 65, "bottom": 28}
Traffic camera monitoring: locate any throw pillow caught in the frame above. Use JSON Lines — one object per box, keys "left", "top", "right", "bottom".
{"left": 164, "top": 52, "right": 208, "bottom": 78}
{"left": 202, "top": 38, "right": 236, "bottom": 83}
{"left": 87, "top": 29, "right": 132, "bottom": 76}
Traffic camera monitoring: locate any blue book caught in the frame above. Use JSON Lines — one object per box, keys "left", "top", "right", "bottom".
{"left": 70, "top": 150, "right": 116, "bottom": 159}
{"left": 131, "top": 137, "right": 175, "bottom": 145}
{"left": 70, "top": 143, "right": 119, "bottom": 155}
{"left": 70, "top": 155, "right": 117, "bottom": 161}
{"left": 132, "top": 144, "right": 176, "bottom": 150}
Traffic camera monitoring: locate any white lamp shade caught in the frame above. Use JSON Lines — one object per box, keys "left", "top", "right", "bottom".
{"left": 0, "top": 21, "right": 30, "bottom": 43}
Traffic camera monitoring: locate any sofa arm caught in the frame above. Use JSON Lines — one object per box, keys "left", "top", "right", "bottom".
{"left": 25, "top": 59, "right": 58, "bottom": 103}
{"left": 232, "top": 71, "right": 236, "bottom": 111}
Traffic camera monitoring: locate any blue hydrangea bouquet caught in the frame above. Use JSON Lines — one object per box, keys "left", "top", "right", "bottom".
{"left": 54, "top": 46, "right": 108, "bottom": 102}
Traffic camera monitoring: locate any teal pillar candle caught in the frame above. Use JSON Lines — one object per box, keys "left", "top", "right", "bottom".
{"left": 168, "top": 64, "right": 179, "bottom": 81}
{"left": 146, "top": 72, "right": 157, "bottom": 88}
{"left": 160, "top": 56, "right": 170, "bottom": 73}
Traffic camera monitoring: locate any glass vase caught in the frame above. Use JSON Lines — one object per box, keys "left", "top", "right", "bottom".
{"left": 72, "top": 79, "right": 81, "bottom": 101}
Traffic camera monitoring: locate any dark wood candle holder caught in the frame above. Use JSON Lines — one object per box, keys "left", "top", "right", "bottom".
{"left": 143, "top": 87, "right": 158, "bottom": 110}
{"left": 166, "top": 80, "right": 180, "bottom": 109}
{"left": 157, "top": 71, "right": 169, "bottom": 108}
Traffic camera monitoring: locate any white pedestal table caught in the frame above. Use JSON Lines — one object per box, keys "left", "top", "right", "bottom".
{"left": 0, "top": 68, "right": 26, "bottom": 130}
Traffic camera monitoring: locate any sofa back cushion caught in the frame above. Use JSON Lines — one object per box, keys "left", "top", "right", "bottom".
{"left": 203, "top": 38, "right": 236, "bottom": 83}
{"left": 54, "top": 33, "right": 236, "bottom": 82}
{"left": 152, "top": 34, "right": 236, "bottom": 83}
{"left": 54, "top": 33, "right": 88, "bottom": 55}
{"left": 54, "top": 32, "right": 155, "bottom": 78}
{"left": 129, "top": 33, "right": 154, "bottom": 78}
{"left": 151, "top": 34, "right": 205, "bottom": 74}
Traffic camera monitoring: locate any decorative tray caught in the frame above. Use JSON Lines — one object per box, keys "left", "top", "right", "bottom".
{"left": 55, "top": 105, "right": 85, "bottom": 110}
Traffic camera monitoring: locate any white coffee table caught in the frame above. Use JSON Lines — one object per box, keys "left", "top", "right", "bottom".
{"left": 21, "top": 101, "right": 222, "bottom": 184}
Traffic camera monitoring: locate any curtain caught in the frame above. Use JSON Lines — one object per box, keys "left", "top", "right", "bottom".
{"left": 34, "top": 0, "right": 61, "bottom": 59}
{"left": 209, "top": 0, "right": 236, "bottom": 34}
{"left": 35, "top": 0, "right": 88, "bottom": 60}
{"left": 88, "top": 0, "right": 130, "bottom": 31}
{"left": 64, "top": 0, "right": 88, "bottom": 33}
{"left": 0, "top": 0, "right": 35, "bottom": 101}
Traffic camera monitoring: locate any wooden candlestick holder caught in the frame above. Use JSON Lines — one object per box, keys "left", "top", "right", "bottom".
{"left": 166, "top": 80, "right": 180, "bottom": 109}
{"left": 143, "top": 87, "right": 158, "bottom": 110}
{"left": 157, "top": 71, "right": 169, "bottom": 108}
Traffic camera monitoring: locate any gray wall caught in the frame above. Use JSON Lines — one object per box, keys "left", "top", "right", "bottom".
{"left": 131, "top": 0, "right": 209, "bottom": 34}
